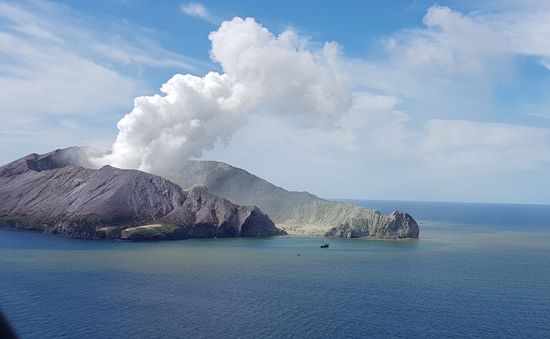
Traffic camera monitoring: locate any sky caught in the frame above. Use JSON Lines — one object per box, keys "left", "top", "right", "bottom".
{"left": 1, "top": 0, "right": 550, "bottom": 204}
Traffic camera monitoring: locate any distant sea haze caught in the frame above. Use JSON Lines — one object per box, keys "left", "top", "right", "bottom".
{"left": 1, "top": 200, "right": 550, "bottom": 338}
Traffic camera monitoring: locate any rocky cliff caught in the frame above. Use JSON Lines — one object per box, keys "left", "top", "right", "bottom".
{"left": 171, "top": 161, "right": 420, "bottom": 239}
{"left": 0, "top": 149, "right": 284, "bottom": 240}
{"left": 325, "top": 211, "right": 419, "bottom": 239}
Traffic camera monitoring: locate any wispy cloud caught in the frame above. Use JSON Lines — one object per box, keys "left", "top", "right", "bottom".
{"left": 0, "top": 1, "right": 209, "bottom": 71}
{"left": 197, "top": 5, "right": 550, "bottom": 202}
{"left": 180, "top": 2, "right": 218, "bottom": 24}
{"left": 0, "top": 0, "right": 210, "bottom": 162}
{"left": 528, "top": 111, "right": 550, "bottom": 119}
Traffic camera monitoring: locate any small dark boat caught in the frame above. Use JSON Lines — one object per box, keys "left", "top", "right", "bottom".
{"left": 320, "top": 241, "right": 329, "bottom": 248}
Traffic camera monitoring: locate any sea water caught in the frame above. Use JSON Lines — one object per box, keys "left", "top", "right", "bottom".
{"left": 1, "top": 201, "right": 550, "bottom": 338}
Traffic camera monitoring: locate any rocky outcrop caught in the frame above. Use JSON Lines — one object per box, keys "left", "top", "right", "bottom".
{"left": 325, "top": 211, "right": 419, "bottom": 239}
{"left": 171, "top": 161, "right": 420, "bottom": 239}
{"left": 0, "top": 149, "right": 284, "bottom": 241}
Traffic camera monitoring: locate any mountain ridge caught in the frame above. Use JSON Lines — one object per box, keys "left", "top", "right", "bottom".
{"left": 0, "top": 149, "right": 284, "bottom": 240}
{"left": 171, "top": 160, "right": 419, "bottom": 238}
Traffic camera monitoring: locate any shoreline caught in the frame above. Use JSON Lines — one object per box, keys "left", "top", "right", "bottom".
{"left": 0, "top": 226, "right": 419, "bottom": 243}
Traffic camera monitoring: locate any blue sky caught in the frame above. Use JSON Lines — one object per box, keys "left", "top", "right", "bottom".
{"left": 1, "top": 0, "right": 550, "bottom": 203}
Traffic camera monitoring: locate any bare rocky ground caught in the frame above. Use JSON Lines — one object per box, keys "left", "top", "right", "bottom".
{"left": 172, "top": 160, "right": 419, "bottom": 239}
{"left": 0, "top": 148, "right": 284, "bottom": 240}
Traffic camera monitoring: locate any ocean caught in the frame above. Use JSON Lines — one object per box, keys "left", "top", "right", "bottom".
{"left": 1, "top": 200, "right": 550, "bottom": 338}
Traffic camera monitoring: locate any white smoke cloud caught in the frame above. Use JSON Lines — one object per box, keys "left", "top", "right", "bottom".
{"left": 95, "top": 17, "right": 350, "bottom": 175}
{"left": 100, "top": 72, "right": 245, "bottom": 173}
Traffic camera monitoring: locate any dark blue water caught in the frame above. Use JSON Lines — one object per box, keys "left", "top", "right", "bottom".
{"left": 1, "top": 201, "right": 550, "bottom": 338}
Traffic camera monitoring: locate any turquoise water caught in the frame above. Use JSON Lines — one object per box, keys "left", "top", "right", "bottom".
{"left": 1, "top": 201, "right": 550, "bottom": 338}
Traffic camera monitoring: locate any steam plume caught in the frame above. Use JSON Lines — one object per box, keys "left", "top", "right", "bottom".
{"left": 94, "top": 17, "right": 350, "bottom": 175}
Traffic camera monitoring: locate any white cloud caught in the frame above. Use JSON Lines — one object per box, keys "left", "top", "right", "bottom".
{"left": 419, "top": 120, "right": 550, "bottom": 173}
{"left": 204, "top": 96, "right": 550, "bottom": 201}
{"left": 0, "top": 1, "right": 142, "bottom": 122}
{"left": 209, "top": 18, "right": 351, "bottom": 124}
{"left": 96, "top": 10, "right": 550, "bottom": 204}
{"left": 3, "top": 1, "right": 550, "bottom": 203}
{"left": 385, "top": 3, "right": 550, "bottom": 75}
{"left": 486, "top": 1, "right": 550, "bottom": 60}
{"left": 387, "top": 6, "right": 508, "bottom": 76}
{"left": 0, "top": 30, "right": 139, "bottom": 117}
{"left": 181, "top": 2, "right": 217, "bottom": 24}
{"left": 0, "top": 0, "right": 211, "bottom": 165}
{"left": 97, "top": 17, "right": 351, "bottom": 175}
{"left": 99, "top": 71, "right": 245, "bottom": 173}
{"left": 529, "top": 111, "right": 550, "bottom": 119}
{"left": 356, "top": 6, "right": 515, "bottom": 106}
{"left": 0, "top": 1, "right": 203, "bottom": 70}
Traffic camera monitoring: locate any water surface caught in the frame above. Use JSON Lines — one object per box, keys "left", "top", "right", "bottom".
{"left": 1, "top": 201, "right": 550, "bottom": 338}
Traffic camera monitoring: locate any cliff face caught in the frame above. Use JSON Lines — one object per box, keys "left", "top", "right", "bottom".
{"left": 325, "top": 211, "right": 420, "bottom": 239}
{"left": 171, "top": 161, "right": 420, "bottom": 239}
{"left": 0, "top": 149, "right": 284, "bottom": 240}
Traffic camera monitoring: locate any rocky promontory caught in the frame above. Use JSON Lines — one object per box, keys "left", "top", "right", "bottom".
{"left": 325, "top": 210, "right": 419, "bottom": 239}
